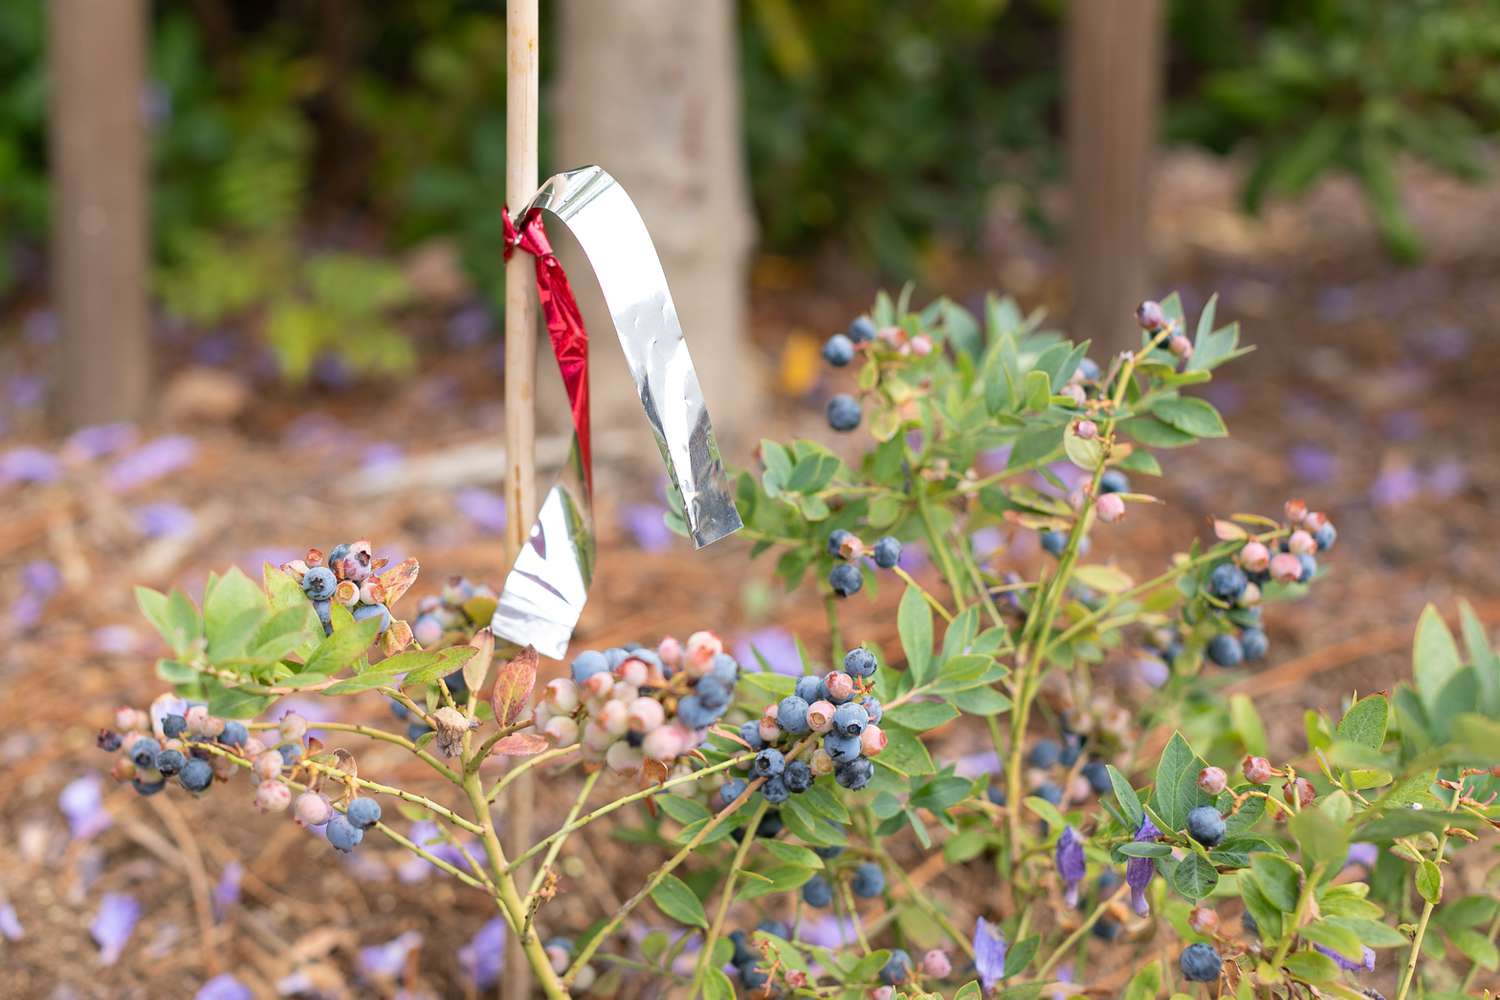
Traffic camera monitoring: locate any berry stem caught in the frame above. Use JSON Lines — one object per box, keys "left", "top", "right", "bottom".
{"left": 870, "top": 838, "right": 974, "bottom": 959}
{"left": 892, "top": 566, "right": 955, "bottom": 623}
{"left": 1268, "top": 861, "right": 1325, "bottom": 974}
{"left": 485, "top": 744, "right": 580, "bottom": 802}
{"left": 466, "top": 718, "right": 537, "bottom": 774}
{"left": 835, "top": 873, "right": 874, "bottom": 954}
{"left": 1034, "top": 883, "right": 1126, "bottom": 979}
{"left": 283, "top": 719, "right": 458, "bottom": 781}
{"left": 1394, "top": 784, "right": 1463, "bottom": 1000}
{"left": 523, "top": 768, "right": 601, "bottom": 904}
{"left": 688, "top": 797, "right": 769, "bottom": 995}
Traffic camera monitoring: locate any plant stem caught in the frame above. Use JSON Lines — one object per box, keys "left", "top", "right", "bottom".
{"left": 1394, "top": 785, "right": 1463, "bottom": 1000}
{"left": 837, "top": 874, "right": 874, "bottom": 953}
{"left": 467, "top": 718, "right": 534, "bottom": 773}
{"left": 1459, "top": 905, "right": 1500, "bottom": 992}
{"left": 872, "top": 840, "right": 974, "bottom": 959}
{"left": 915, "top": 481, "right": 968, "bottom": 604}
{"left": 1270, "top": 862, "right": 1325, "bottom": 973}
{"left": 524, "top": 769, "right": 601, "bottom": 904}
{"left": 486, "top": 744, "right": 579, "bottom": 802}
{"left": 1035, "top": 884, "right": 1124, "bottom": 978}
{"left": 690, "top": 798, "right": 770, "bottom": 995}
{"left": 893, "top": 566, "right": 955, "bottom": 623}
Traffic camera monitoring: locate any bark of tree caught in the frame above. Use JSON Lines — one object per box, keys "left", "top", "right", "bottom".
{"left": 48, "top": 0, "right": 152, "bottom": 428}
{"left": 1065, "top": 0, "right": 1164, "bottom": 350}
{"left": 551, "top": 0, "right": 760, "bottom": 461}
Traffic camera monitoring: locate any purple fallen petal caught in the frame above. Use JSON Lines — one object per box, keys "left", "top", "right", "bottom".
{"left": 0, "top": 447, "right": 62, "bottom": 486}
{"left": 359, "top": 930, "right": 423, "bottom": 979}
{"left": 133, "top": 502, "right": 198, "bottom": 539}
{"left": 9, "top": 592, "right": 47, "bottom": 632}
{"left": 195, "top": 974, "right": 252, "bottom": 1000}
{"left": 620, "top": 503, "right": 675, "bottom": 553}
{"left": 971, "top": 527, "right": 1003, "bottom": 561}
{"left": 213, "top": 863, "right": 242, "bottom": 922}
{"left": 1369, "top": 465, "right": 1422, "bottom": 509}
{"left": 1381, "top": 410, "right": 1423, "bottom": 442}
{"left": 897, "top": 540, "right": 929, "bottom": 574}
{"left": 952, "top": 750, "right": 1001, "bottom": 780}
{"left": 1345, "top": 842, "right": 1378, "bottom": 869}
{"left": 447, "top": 302, "right": 494, "bottom": 348}
{"left": 106, "top": 436, "right": 198, "bottom": 493}
{"left": 0, "top": 902, "right": 22, "bottom": 941}
{"left": 1315, "top": 943, "right": 1376, "bottom": 973}
{"left": 66, "top": 423, "right": 138, "bottom": 461}
{"left": 973, "top": 917, "right": 1007, "bottom": 993}
{"left": 361, "top": 443, "right": 404, "bottom": 475}
{"left": 459, "top": 917, "right": 507, "bottom": 987}
{"left": 93, "top": 625, "right": 143, "bottom": 656}
{"left": 1288, "top": 444, "right": 1338, "bottom": 485}
{"left": 1426, "top": 459, "right": 1466, "bottom": 501}
{"left": 797, "top": 915, "right": 859, "bottom": 949}
{"left": 22, "top": 560, "right": 61, "bottom": 597}
{"left": 91, "top": 892, "right": 142, "bottom": 964}
{"left": 59, "top": 775, "right": 112, "bottom": 841}
{"left": 9, "top": 374, "right": 47, "bottom": 410}
{"left": 735, "top": 627, "right": 802, "bottom": 677}
{"left": 454, "top": 487, "right": 508, "bottom": 535}
{"left": 23, "top": 309, "right": 57, "bottom": 345}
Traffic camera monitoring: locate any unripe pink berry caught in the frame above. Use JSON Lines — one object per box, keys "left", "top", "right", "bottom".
{"left": 278, "top": 712, "right": 307, "bottom": 744}
{"left": 582, "top": 671, "right": 614, "bottom": 701}
{"left": 545, "top": 678, "right": 580, "bottom": 714}
{"left": 657, "top": 636, "right": 682, "bottom": 667}
{"left": 254, "top": 780, "right": 291, "bottom": 813}
{"left": 1285, "top": 776, "right": 1316, "bottom": 808}
{"left": 1238, "top": 540, "right": 1270, "bottom": 572}
{"left": 642, "top": 724, "right": 685, "bottom": 762}
{"left": 1303, "top": 510, "right": 1329, "bottom": 531}
{"left": 294, "top": 791, "right": 333, "bottom": 828}
{"left": 685, "top": 630, "right": 723, "bottom": 674}
{"left": 606, "top": 739, "right": 643, "bottom": 774}
{"left": 612, "top": 681, "right": 639, "bottom": 704}
{"left": 872, "top": 987, "right": 894, "bottom": 1000}
{"left": 582, "top": 720, "right": 616, "bottom": 753}
{"left": 119, "top": 730, "right": 144, "bottom": 755}
{"left": 824, "top": 672, "right": 855, "bottom": 703}
{"left": 1136, "top": 300, "right": 1167, "bottom": 331}
{"left": 627, "top": 697, "right": 665, "bottom": 733}
{"left": 1075, "top": 419, "right": 1098, "bottom": 440}
{"left": 241, "top": 737, "right": 267, "bottom": 758}
{"left": 1242, "top": 755, "right": 1274, "bottom": 784}
{"left": 809, "top": 748, "right": 835, "bottom": 776}
{"left": 1189, "top": 906, "right": 1219, "bottom": 935}
{"left": 334, "top": 579, "right": 359, "bottom": 606}
{"left": 542, "top": 716, "right": 579, "bottom": 747}
{"left": 200, "top": 715, "right": 225, "bottom": 739}
{"left": 253, "top": 750, "right": 284, "bottom": 781}
{"left": 921, "top": 949, "right": 952, "bottom": 978}
{"left": 358, "top": 578, "right": 385, "bottom": 605}
{"left": 1096, "top": 492, "right": 1126, "bottom": 524}
{"left": 116, "top": 707, "right": 150, "bottom": 732}
{"left": 533, "top": 702, "right": 554, "bottom": 729}
{"left": 1288, "top": 530, "right": 1316, "bottom": 556}
{"left": 1283, "top": 499, "right": 1308, "bottom": 524}
{"left": 572, "top": 966, "right": 597, "bottom": 993}
{"left": 860, "top": 724, "right": 887, "bottom": 757}
{"left": 595, "top": 700, "right": 629, "bottom": 739}
{"left": 1060, "top": 384, "right": 1087, "bottom": 407}
{"left": 1240, "top": 581, "right": 1262, "bottom": 606}
{"left": 413, "top": 615, "right": 444, "bottom": 647}
{"left": 1269, "top": 552, "right": 1302, "bottom": 584}
{"left": 758, "top": 716, "right": 782, "bottom": 744}
{"left": 545, "top": 944, "right": 570, "bottom": 975}
{"left": 185, "top": 705, "right": 211, "bottom": 736}
{"left": 785, "top": 969, "right": 808, "bottom": 989}
{"left": 111, "top": 756, "right": 137, "bottom": 782}
{"left": 1198, "top": 766, "right": 1227, "bottom": 796}
{"left": 908, "top": 334, "right": 934, "bottom": 357}
{"left": 806, "top": 700, "right": 836, "bottom": 734}
{"left": 1168, "top": 334, "right": 1193, "bottom": 359}
{"left": 211, "top": 755, "right": 236, "bottom": 781}
{"left": 615, "top": 657, "right": 648, "bottom": 688}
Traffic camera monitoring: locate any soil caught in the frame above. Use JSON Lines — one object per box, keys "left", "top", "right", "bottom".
{"left": 2, "top": 152, "right": 1497, "bottom": 998}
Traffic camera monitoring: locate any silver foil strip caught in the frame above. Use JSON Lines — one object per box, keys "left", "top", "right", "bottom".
{"left": 492, "top": 165, "right": 743, "bottom": 658}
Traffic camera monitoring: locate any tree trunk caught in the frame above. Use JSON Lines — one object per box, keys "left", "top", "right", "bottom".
{"left": 49, "top": 0, "right": 152, "bottom": 428}
{"left": 1065, "top": 0, "right": 1163, "bottom": 350}
{"left": 551, "top": 0, "right": 760, "bottom": 461}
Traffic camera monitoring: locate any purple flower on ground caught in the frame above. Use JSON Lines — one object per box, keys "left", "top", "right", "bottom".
{"left": 133, "top": 503, "right": 197, "bottom": 539}
{"left": 1126, "top": 817, "right": 1161, "bottom": 916}
{"left": 398, "top": 821, "right": 475, "bottom": 882}
{"left": 1411, "top": 324, "right": 1471, "bottom": 361}
{"left": 1369, "top": 463, "right": 1422, "bottom": 508}
{"left": 66, "top": 423, "right": 137, "bottom": 461}
{"left": 1315, "top": 943, "right": 1375, "bottom": 973}
{"left": 1200, "top": 380, "right": 1243, "bottom": 416}
{"left": 191, "top": 332, "right": 239, "bottom": 367}
{"left": 977, "top": 446, "right": 1011, "bottom": 475}
{"left": 620, "top": 503, "right": 675, "bottom": 552}
{"left": 9, "top": 374, "right": 46, "bottom": 410}
{"left": 1289, "top": 444, "right": 1338, "bottom": 485}
{"left": 1056, "top": 826, "right": 1086, "bottom": 907}
{"left": 455, "top": 487, "right": 508, "bottom": 535}
{"left": 0, "top": 901, "right": 22, "bottom": 941}
{"left": 448, "top": 302, "right": 494, "bottom": 348}
{"left": 91, "top": 893, "right": 141, "bottom": 964}
{"left": 1427, "top": 459, "right": 1466, "bottom": 501}
{"left": 459, "top": 917, "right": 507, "bottom": 987}
{"left": 360, "top": 931, "right": 423, "bottom": 979}
{"left": 238, "top": 548, "right": 299, "bottom": 577}
{"left": 195, "top": 974, "right": 252, "bottom": 1000}
{"left": 973, "top": 917, "right": 1007, "bottom": 993}
{"left": 952, "top": 750, "right": 1001, "bottom": 780}
{"left": 734, "top": 627, "right": 802, "bottom": 677}
{"left": 797, "top": 914, "right": 859, "bottom": 949}
{"left": 9, "top": 593, "right": 46, "bottom": 632}
{"left": 970, "top": 527, "right": 1003, "bottom": 561}
{"left": 0, "top": 447, "right": 62, "bottom": 486}
{"left": 59, "top": 775, "right": 112, "bottom": 841}
{"left": 22, "top": 560, "right": 61, "bottom": 597}
{"left": 23, "top": 309, "right": 57, "bottom": 345}
{"left": 361, "top": 443, "right": 404, "bottom": 475}
{"left": 1382, "top": 410, "right": 1423, "bottom": 442}
{"left": 1136, "top": 656, "right": 1170, "bottom": 688}
{"left": 1345, "top": 842, "right": 1378, "bottom": 870}
{"left": 213, "top": 863, "right": 242, "bottom": 922}
{"left": 897, "top": 540, "right": 929, "bottom": 574}
{"left": 106, "top": 436, "right": 198, "bottom": 492}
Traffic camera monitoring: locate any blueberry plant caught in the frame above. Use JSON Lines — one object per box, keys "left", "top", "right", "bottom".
{"left": 101, "top": 294, "right": 1498, "bottom": 998}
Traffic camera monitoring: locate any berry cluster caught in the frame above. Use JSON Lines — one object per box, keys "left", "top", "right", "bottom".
{"left": 99, "top": 701, "right": 382, "bottom": 854}
{"left": 820, "top": 314, "right": 938, "bottom": 434}
{"left": 410, "top": 576, "right": 499, "bottom": 649}
{"left": 529, "top": 632, "right": 742, "bottom": 778}
{"left": 281, "top": 540, "right": 419, "bottom": 654}
{"left": 1039, "top": 468, "right": 1128, "bottom": 556}
{"left": 725, "top": 645, "right": 885, "bottom": 807}
{"left": 825, "top": 529, "right": 902, "bottom": 598}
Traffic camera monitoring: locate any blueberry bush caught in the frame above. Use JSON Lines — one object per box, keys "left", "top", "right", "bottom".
{"left": 103, "top": 295, "right": 1497, "bottom": 997}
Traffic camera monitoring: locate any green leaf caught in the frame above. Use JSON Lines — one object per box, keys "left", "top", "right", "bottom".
{"left": 263, "top": 563, "right": 308, "bottom": 611}
{"left": 1335, "top": 694, "right": 1389, "bottom": 752}
{"left": 1107, "top": 765, "right": 1144, "bottom": 831}
{"left": 207, "top": 606, "right": 268, "bottom": 662}
{"left": 898, "top": 584, "right": 935, "bottom": 684}
{"left": 1290, "top": 807, "right": 1348, "bottom": 874}
{"left": 735, "top": 865, "right": 814, "bottom": 901}
{"left": 873, "top": 723, "right": 935, "bottom": 776}
{"left": 1122, "top": 416, "right": 1196, "bottom": 449}
{"left": 1458, "top": 600, "right": 1500, "bottom": 713}
{"left": 884, "top": 701, "right": 958, "bottom": 732}
{"left": 1063, "top": 430, "right": 1103, "bottom": 470}
{"left": 302, "top": 614, "right": 383, "bottom": 675}
{"left": 1229, "top": 694, "right": 1269, "bottom": 757}
{"left": 204, "top": 567, "right": 269, "bottom": 638}
{"left": 650, "top": 874, "right": 708, "bottom": 929}
{"left": 700, "top": 966, "right": 736, "bottom": 1000}
{"left": 1005, "top": 425, "right": 1065, "bottom": 470}
{"left": 1452, "top": 929, "right": 1500, "bottom": 971}
{"left": 1300, "top": 920, "right": 1364, "bottom": 962}
{"left": 399, "top": 646, "right": 480, "bottom": 686}
{"left": 954, "top": 983, "right": 983, "bottom": 1000}
{"left": 656, "top": 795, "right": 711, "bottom": 827}
{"left": 760, "top": 841, "right": 824, "bottom": 870}
{"left": 1320, "top": 917, "right": 1408, "bottom": 949}
{"left": 1151, "top": 397, "right": 1228, "bottom": 438}
{"left": 1283, "top": 949, "right": 1340, "bottom": 984}
{"left": 1413, "top": 604, "right": 1461, "bottom": 710}
{"left": 1072, "top": 564, "right": 1132, "bottom": 594}
{"left": 1003, "top": 935, "right": 1039, "bottom": 977}
{"left": 1022, "top": 370, "right": 1051, "bottom": 411}
{"left": 1415, "top": 859, "right": 1442, "bottom": 905}
{"left": 1172, "top": 853, "right": 1219, "bottom": 901}
{"left": 1124, "top": 960, "right": 1163, "bottom": 1000}
{"left": 1250, "top": 855, "right": 1302, "bottom": 912}
{"left": 1151, "top": 732, "right": 1211, "bottom": 831}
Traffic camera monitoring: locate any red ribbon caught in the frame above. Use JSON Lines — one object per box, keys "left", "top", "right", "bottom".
{"left": 504, "top": 206, "right": 592, "bottom": 492}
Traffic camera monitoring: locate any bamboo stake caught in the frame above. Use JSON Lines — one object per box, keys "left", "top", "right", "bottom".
{"left": 503, "top": 2, "right": 540, "bottom": 996}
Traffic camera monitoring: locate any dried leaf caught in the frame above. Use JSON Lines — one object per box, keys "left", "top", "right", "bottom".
{"left": 488, "top": 642, "right": 535, "bottom": 725}
{"left": 330, "top": 748, "right": 357, "bottom": 781}
{"left": 1213, "top": 519, "right": 1248, "bottom": 540}
{"left": 489, "top": 732, "right": 549, "bottom": 757}
{"left": 378, "top": 557, "right": 421, "bottom": 608}
{"left": 383, "top": 619, "right": 414, "bottom": 656}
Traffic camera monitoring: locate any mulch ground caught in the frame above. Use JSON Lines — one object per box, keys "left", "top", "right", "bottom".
{"left": 2, "top": 153, "right": 1498, "bottom": 998}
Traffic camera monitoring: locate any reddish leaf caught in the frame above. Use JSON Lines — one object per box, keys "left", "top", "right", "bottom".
{"left": 1213, "top": 519, "right": 1248, "bottom": 541}
{"left": 378, "top": 557, "right": 421, "bottom": 608}
{"left": 489, "top": 643, "right": 536, "bottom": 725}
{"left": 464, "top": 627, "right": 497, "bottom": 692}
{"left": 489, "top": 732, "right": 549, "bottom": 757}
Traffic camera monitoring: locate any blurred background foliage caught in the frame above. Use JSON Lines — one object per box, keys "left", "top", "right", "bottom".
{"left": 2, "top": 0, "right": 1499, "bottom": 370}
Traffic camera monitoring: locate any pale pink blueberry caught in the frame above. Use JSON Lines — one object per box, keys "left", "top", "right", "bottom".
{"left": 542, "top": 716, "right": 579, "bottom": 747}
{"left": 1288, "top": 530, "right": 1316, "bottom": 556}
{"left": 806, "top": 700, "right": 836, "bottom": 734}
{"left": 860, "top": 725, "right": 887, "bottom": 757}
{"left": 627, "top": 697, "right": 665, "bottom": 733}
{"left": 254, "top": 780, "right": 291, "bottom": 813}
{"left": 1096, "top": 493, "right": 1126, "bottom": 523}
{"left": 253, "top": 751, "right": 284, "bottom": 781}
{"left": 1270, "top": 552, "right": 1303, "bottom": 584}
{"left": 1238, "top": 541, "right": 1270, "bottom": 572}
{"left": 294, "top": 791, "right": 333, "bottom": 828}
{"left": 544, "top": 678, "right": 579, "bottom": 714}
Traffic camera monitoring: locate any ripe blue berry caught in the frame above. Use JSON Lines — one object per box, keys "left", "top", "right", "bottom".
{"left": 814, "top": 844, "right": 844, "bottom": 860}
{"left": 220, "top": 721, "right": 248, "bottom": 746}
{"left": 1077, "top": 358, "right": 1101, "bottom": 381}
{"left": 708, "top": 653, "right": 739, "bottom": 686}
{"left": 1099, "top": 469, "right": 1130, "bottom": 495}
{"left": 346, "top": 797, "right": 381, "bottom": 829}
{"left": 407, "top": 722, "right": 432, "bottom": 741}
{"left": 835, "top": 757, "right": 874, "bottom": 790}
{"left": 851, "top": 862, "right": 885, "bottom": 898}
{"left": 823, "top": 733, "right": 861, "bottom": 764}
{"left": 677, "top": 695, "right": 721, "bottom": 729}
{"left": 326, "top": 814, "right": 363, "bottom": 853}
{"left": 1034, "top": 781, "right": 1064, "bottom": 806}
{"left": 738, "top": 961, "right": 769, "bottom": 989}
{"left": 352, "top": 601, "right": 391, "bottom": 633}
{"left": 848, "top": 317, "right": 876, "bottom": 343}
{"left": 1041, "top": 530, "right": 1068, "bottom": 557}
{"left": 821, "top": 334, "right": 855, "bottom": 367}
{"left": 133, "top": 776, "right": 166, "bottom": 796}
{"left": 1179, "top": 942, "right": 1222, "bottom": 983}
{"left": 832, "top": 702, "right": 868, "bottom": 738}
{"left": 728, "top": 930, "right": 755, "bottom": 966}
{"left": 872, "top": 536, "right": 901, "bottom": 569}
{"left": 1059, "top": 733, "right": 1084, "bottom": 767}
{"left": 1314, "top": 523, "right": 1336, "bottom": 551}
{"left": 753, "top": 748, "right": 786, "bottom": 779}
{"left": 777, "top": 695, "right": 811, "bottom": 735}
{"left": 1241, "top": 627, "right": 1269, "bottom": 661}
{"left": 827, "top": 529, "right": 853, "bottom": 558}
{"left": 719, "top": 778, "right": 748, "bottom": 807}
{"left": 795, "top": 675, "right": 826, "bottom": 702}
{"left": 1297, "top": 553, "right": 1317, "bottom": 582}
{"left": 802, "top": 875, "right": 833, "bottom": 907}
{"left": 1207, "top": 633, "right": 1244, "bottom": 668}
{"left": 154, "top": 748, "right": 186, "bottom": 775}
{"left": 130, "top": 737, "right": 162, "bottom": 769}
{"left": 755, "top": 811, "right": 783, "bottom": 840}
{"left": 783, "top": 760, "right": 813, "bottom": 793}
{"left": 179, "top": 758, "right": 214, "bottom": 793}
{"left": 314, "top": 599, "right": 332, "bottom": 635}
{"left": 696, "top": 676, "right": 732, "bottom": 710}
{"left": 829, "top": 563, "right": 862, "bottom": 597}
{"left": 861, "top": 696, "right": 882, "bottom": 724}
{"left": 826, "top": 393, "right": 862, "bottom": 432}
{"left": 161, "top": 714, "right": 187, "bottom": 739}
{"left": 757, "top": 919, "right": 791, "bottom": 940}
{"left": 444, "top": 671, "right": 468, "bottom": 696}
{"left": 1208, "top": 563, "right": 1248, "bottom": 602}
{"left": 1028, "top": 739, "right": 1061, "bottom": 769}
{"left": 760, "top": 776, "right": 791, "bottom": 804}
{"left": 277, "top": 744, "right": 302, "bottom": 765}
{"left": 986, "top": 785, "right": 1007, "bottom": 806}
{"left": 1081, "top": 760, "right": 1112, "bottom": 796}
{"left": 1092, "top": 916, "right": 1122, "bottom": 941}
{"left": 739, "top": 720, "right": 766, "bottom": 750}
{"left": 843, "top": 646, "right": 877, "bottom": 679}
{"left": 302, "top": 566, "right": 337, "bottom": 601}
{"left": 571, "top": 650, "right": 610, "bottom": 684}
{"left": 1186, "top": 805, "right": 1226, "bottom": 847}
{"left": 879, "top": 948, "right": 912, "bottom": 986}
{"left": 97, "top": 730, "right": 122, "bottom": 752}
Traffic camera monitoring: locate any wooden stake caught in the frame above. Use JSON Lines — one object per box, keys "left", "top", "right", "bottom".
{"left": 48, "top": 0, "right": 151, "bottom": 428}
{"left": 503, "top": 2, "right": 540, "bottom": 997}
